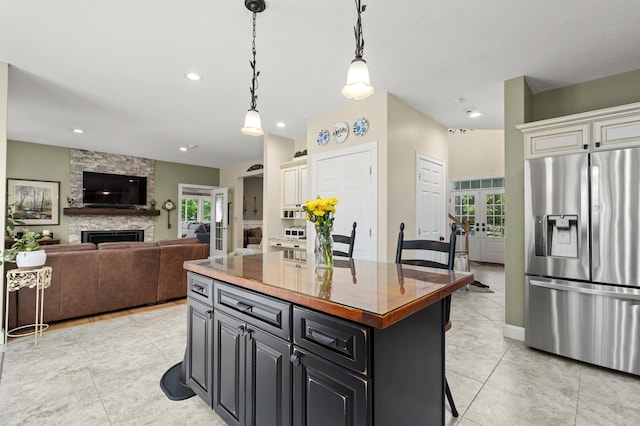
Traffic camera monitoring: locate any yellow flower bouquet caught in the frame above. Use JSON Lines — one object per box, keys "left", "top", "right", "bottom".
{"left": 303, "top": 196, "right": 338, "bottom": 268}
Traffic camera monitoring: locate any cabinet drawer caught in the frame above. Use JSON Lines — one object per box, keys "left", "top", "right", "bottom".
{"left": 188, "top": 272, "right": 214, "bottom": 306}
{"left": 293, "top": 307, "right": 370, "bottom": 376}
{"left": 214, "top": 282, "right": 291, "bottom": 340}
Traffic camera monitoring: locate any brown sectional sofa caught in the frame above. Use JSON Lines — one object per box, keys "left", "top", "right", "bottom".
{"left": 6, "top": 238, "right": 209, "bottom": 329}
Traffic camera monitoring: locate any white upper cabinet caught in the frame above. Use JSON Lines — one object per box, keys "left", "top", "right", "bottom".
{"left": 281, "top": 158, "right": 308, "bottom": 216}
{"left": 523, "top": 124, "right": 590, "bottom": 158}
{"left": 518, "top": 102, "right": 640, "bottom": 159}
{"left": 593, "top": 113, "right": 640, "bottom": 151}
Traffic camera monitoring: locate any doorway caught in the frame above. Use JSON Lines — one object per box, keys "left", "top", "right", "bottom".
{"left": 450, "top": 177, "right": 505, "bottom": 263}
{"left": 178, "top": 183, "right": 215, "bottom": 239}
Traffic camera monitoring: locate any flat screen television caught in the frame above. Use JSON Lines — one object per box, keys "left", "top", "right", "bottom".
{"left": 82, "top": 171, "right": 147, "bottom": 207}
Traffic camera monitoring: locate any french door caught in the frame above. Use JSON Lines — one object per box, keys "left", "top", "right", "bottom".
{"left": 450, "top": 179, "right": 505, "bottom": 264}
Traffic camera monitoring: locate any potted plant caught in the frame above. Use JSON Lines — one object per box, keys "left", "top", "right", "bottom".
{"left": 5, "top": 203, "right": 26, "bottom": 238}
{"left": 3, "top": 231, "right": 47, "bottom": 268}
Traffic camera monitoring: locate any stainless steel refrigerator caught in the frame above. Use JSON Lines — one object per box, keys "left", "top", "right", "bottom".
{"left": 525, "top": 147, "right": 640, "bottom": 376}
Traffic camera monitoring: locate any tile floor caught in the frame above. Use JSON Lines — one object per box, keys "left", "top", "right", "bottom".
{"left": 1, "top": 264, "right": 639, "bottom": 425}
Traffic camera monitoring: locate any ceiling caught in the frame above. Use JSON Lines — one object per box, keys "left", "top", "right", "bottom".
{"left": 2, "top": 0, "right": 640, "bottom": 168}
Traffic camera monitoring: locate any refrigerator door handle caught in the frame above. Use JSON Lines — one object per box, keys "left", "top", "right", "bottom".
{"left": 529, "top": 279, "right": 640, "bottom": 300}
{"left": 591, "top": 165, "right": 600, "bottom": 269}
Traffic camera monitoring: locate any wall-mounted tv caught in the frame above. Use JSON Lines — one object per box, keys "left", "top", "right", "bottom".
{"left": 82, "top": 171, "right": 147, "bottom": 207}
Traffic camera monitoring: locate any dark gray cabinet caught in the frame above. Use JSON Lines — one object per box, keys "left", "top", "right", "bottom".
{"left": 292, "top": 307, "right": 371, "bottom": 426}
{"left": 292, "top": 348, "right": 369, "bottom": 426}
{"left": 186, "top": 273, "right": 214, "bottom": 406}
{"left": 188, "top": 273, "right": 447, "bottom": 425}
{"left": 213, "top": 283, "right": 292, "bottom": 426}
{"left": 213, "top": 311, "right": 245, "bottom": 426}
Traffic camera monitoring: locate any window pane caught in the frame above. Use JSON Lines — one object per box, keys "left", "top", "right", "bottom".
{"left": 186, "top": 199, "right": 198, "bottom": 220}
{"left": 461, "top": 180, "right": 470, "bottom": 189}
{"left": 203, "top": 200, "right": 212, "bottom": 220}
{"left": 481, "top": 179, "right": 492, "bottom": 188}
{"left": 493, "top": 178, "right": 504, "bottom": 188}
{"left": 470, "top": 180, "right": 481, "bottom": 189}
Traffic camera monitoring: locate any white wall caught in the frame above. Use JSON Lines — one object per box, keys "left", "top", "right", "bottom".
{"left": 387, "top": 94, "right": 449, "bottom": 261}
{"left": 448, "top": 130, "right": 504, "bottom": 179}
{"left": 1, "top": 61, "right": 8, "bottom": 340}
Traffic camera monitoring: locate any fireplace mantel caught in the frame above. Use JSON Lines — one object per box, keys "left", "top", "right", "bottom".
{"left": 63, "top": 208, "right": 161, "bottom": 216}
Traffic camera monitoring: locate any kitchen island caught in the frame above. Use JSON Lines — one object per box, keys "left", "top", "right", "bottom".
{"left": 184, "top": 252, "right": 473, "bottom": 426}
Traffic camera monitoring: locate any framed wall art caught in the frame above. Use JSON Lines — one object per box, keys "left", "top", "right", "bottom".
{"left": 7, "top": 178, "right": 60, "bottom": 225}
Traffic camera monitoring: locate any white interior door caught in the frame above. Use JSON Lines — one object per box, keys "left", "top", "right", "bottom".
{"left": 312, "top": 142, "right": 377, "bottom": 260}
{"left": 416, "top": 153, "right": 446, "bottom": 262}
{"left": 211, "top": 187, "right": 228, "bottom": 257}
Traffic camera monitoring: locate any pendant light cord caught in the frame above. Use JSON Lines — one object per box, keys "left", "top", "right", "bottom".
{"left": 249, "top": 11, "right": 260, "bottom": 110}
{"left": 353, "top": 0, "right": 367, "bottom": 59}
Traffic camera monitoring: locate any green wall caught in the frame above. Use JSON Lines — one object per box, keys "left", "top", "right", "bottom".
{"left": 504, "top": 69, "right": 640, "bottom": 329}
{"left": 6, "top": 141, "right": 72, "bottom": 240}
{"left": 6, "top": 140, "right": 219, "bottom": 243}
{"left": 154, "top": 160, "right": 219, "bottom": 241}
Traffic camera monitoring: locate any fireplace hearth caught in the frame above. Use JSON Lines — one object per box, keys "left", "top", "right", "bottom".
{"left": 81, "top": 230, "right": 144, "bottom": 244}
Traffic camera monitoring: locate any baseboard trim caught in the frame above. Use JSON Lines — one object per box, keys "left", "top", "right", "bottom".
{"left": 503, "top": 324, "right": 525, "bottom": 341}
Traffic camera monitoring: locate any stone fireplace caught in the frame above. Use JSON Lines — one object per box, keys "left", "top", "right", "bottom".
{"left": 66, "top": 149, "right": 157, "bottom": 244}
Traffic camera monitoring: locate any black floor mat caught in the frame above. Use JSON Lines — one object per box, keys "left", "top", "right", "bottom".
{"left": 160, "top": 362, "right": 196, "bottom": 401}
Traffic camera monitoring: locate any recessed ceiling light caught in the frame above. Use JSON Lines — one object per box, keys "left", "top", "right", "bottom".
{"left": 185, "top": 72, "right": 203, "bottom": 81}
{"left": 188, "top": 144, "right": 199, "bottom": 149}
{"left": 466, "top": 109, "right": 483, "bottom": 118}
{"left": 276, "top": 122, "right": 286, "bottom": 128}
{"left": 71, "top": 128, "right": 85, "bottom": 134}
{"left": 179, "top": 147, "right": 188, "bottom": 152}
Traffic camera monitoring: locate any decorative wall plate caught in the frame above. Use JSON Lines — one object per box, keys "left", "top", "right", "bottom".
{"left": 332, "top": 122, "right": 349, "bottom": 143}
{"left": 353, "top": 117, "right": 369, "bottom": 136}
{"left": 316, "top": 129, "right": 330, "bottom": 145}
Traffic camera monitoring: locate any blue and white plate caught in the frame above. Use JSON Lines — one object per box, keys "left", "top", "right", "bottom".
{"left": 316, "top": 129, "right": 330, "bottom": 145}
{"left": 353, "top": 117, "right": 369, "bottom": 136}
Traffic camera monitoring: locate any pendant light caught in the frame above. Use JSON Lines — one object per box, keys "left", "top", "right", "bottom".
{"left": 341, "top": 0, "right": 374, "bottom": 100}
{"left": 240, "top": 0, "right": 266, "bottom": 137}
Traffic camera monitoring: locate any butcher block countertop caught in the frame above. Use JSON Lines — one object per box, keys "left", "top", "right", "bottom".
{"left": 185, "top": 251, "right": 473, "bottom": 329}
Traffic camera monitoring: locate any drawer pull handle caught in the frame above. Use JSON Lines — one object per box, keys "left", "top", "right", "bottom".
{"left": 207, "top": 309, "right": 213, "bottom": 319}
{"left": 192, "top": 284, "right": 205, "bottom": 293}
{"left": 290, "top": 351, "right": 302, "bottom": 366}
{"left": 235, "top": 301, "right": 253, "bottom": 312}
{"left": 309, "top": 329, "right": 338, "bottom": 346}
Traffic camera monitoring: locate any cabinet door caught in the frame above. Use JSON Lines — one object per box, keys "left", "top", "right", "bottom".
{"left": 298, "top": 165, "right": 308, "bottom": 206}
{"left": 282, "top": 166, "right": 299, "bottom": 209}
{"left": 214, "top": 311, "right": 246, "bottom": 426}
{"left": 593, "top": 113, "right": 640, "bottom": 151}
{"left": 293, "top": 349, "right": 370, "bottom": 426}
{"left": 245, "top": 327, "right": 292, "bottom": 426}
{"left": 186, "top": 298, "right": 213, "bottom": 405}
{"left": 524, "top": 124, "right": 590, "bottom": 158}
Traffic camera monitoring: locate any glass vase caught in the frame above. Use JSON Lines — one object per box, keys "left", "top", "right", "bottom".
{"left": 314, "top": 226, "right": 334, "bottom": 268}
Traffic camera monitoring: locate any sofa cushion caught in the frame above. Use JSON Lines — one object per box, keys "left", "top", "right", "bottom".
{"left": 98, "top": 247, "right": 159, "bottom": 311}
{"left": 42, "top": 243, "right": 97, "bottom": 252}
{"left": 156, "top": 237, "right": 201, "bottom": 246}
{"left": 97, "top": 241, "right": 156, "bottom": 250}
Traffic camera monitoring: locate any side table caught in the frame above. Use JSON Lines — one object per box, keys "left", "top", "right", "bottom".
{"left": 4, "top": 266, "right": 52, "bottom": 345}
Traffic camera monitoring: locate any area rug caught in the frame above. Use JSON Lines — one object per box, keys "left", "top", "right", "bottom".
{"left": 467, "top": 281, "right": 495, "bottom": 293}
